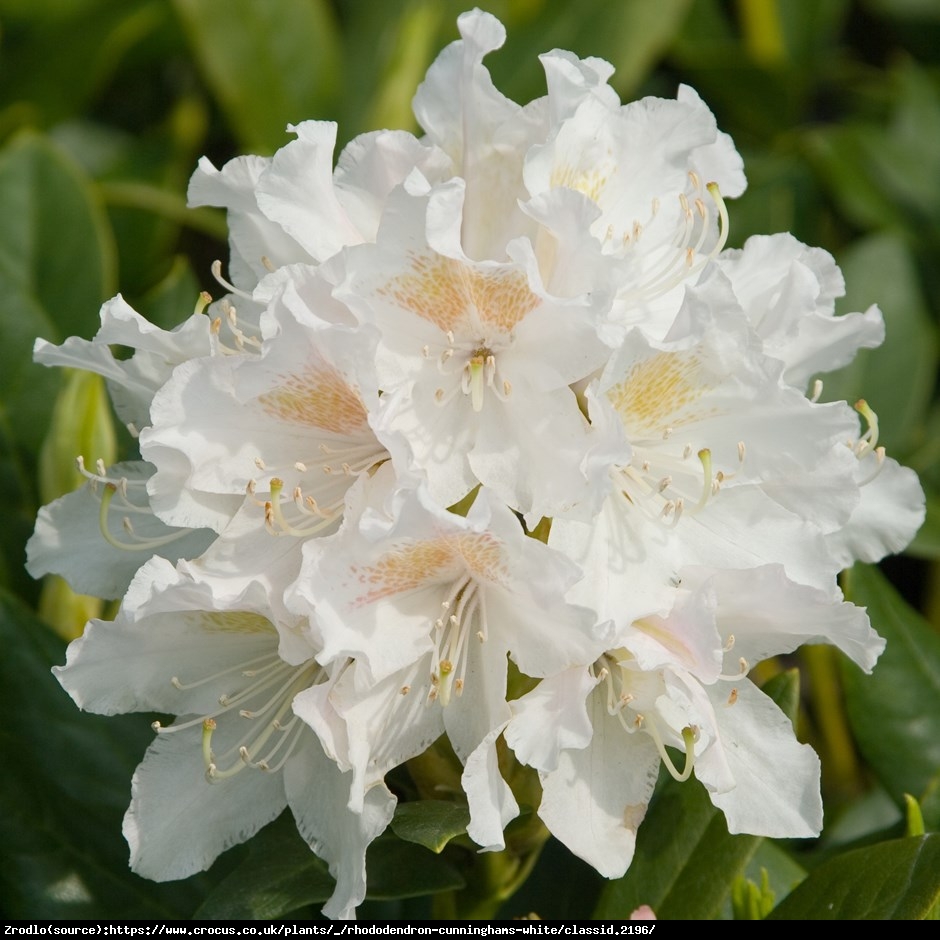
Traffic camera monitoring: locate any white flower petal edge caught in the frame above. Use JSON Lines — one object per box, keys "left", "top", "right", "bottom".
{"left": 34, "top": 294, "right": 211, "bottom": 433}
{"left": 504, "top": 563, "right": 883, "bottom": 877}
{"left": 54, "top": 557, "right": 394, "bottom": 919}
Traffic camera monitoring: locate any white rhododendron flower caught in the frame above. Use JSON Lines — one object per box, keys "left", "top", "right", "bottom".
{"left": 504, "top": 565, "right": 884, "bottom": 876}
{"left": 31, "top": 6, "right": 924, "bottom": 919}
{"left": 54, "top": 558, "right": 395, "bottom": 920}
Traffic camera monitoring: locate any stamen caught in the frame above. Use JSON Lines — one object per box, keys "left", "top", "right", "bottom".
{"left": 211, "top": 260, "right": 254, "bottom": 302}
{"left": 719, "top": 657, "right": 749, "bottom": 680}
{"left": 644, "top": 722, "right": 697, "bottom": 782}
{"left": 97, "top": 483, "right": 194, "bottom": 552}
{"left": 263, "top": 478, "right": 338, "bottom": 537}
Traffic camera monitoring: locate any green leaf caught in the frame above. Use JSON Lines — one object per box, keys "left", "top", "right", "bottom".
{"left": 366, "top": 838, "right": 465, "bottom": 900}
{"left": 0, "top": 588, "right": 210, "bottom": 918}
{"left": 822, "top": 232, "right": 938, "bottom": 456}
{"left": 194, "top": 813, "right": 335, "bottom": 919}
{"left": 768, "top": 834, "right": 940, "bottom": 919}
{"left": 171, "top": 0, "right": 341, "bottom": 154}
{"left": 841, "top": 565, "right": 940, "bottom": 804}
{"left": 391, "top": 800, "right": 471, "bottom": 854}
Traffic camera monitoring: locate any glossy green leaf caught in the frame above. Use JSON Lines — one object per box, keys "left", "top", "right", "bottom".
{"left": 768, "top": 834, "right": 940, "bottom": 919}
{"left": 391, "top": 800, "right": 471, "bottom": 854}
{"left": 171, "top": 0, "right": 341, "bottom": 154}
{"left": 365, "top": 838, "right": 465, "bottom": 900}
{"left": 841, "top": 565, "right": 940, "bottom": 804}
{"left": 821, "top": 232, "right": 938, "bottom": 456}
{"left": 194, "top": 813, "right": 335, "bottom": 919}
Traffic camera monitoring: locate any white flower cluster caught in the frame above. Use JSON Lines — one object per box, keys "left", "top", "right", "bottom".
{"left": 29, "top": 10, "right": 924, "bottom": 919}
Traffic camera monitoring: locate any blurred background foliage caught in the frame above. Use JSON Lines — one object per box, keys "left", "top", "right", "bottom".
{"left": 0, "top": 0, "right": 938, "bottom": 921}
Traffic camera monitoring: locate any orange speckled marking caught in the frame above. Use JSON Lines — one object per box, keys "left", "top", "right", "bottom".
{"left": 259, "top": 366, "right": 368, "bottom": 435}
{"left": 353, "top": 532, "right": 507, "bottom": 605}
{"left": 607, "top": 352, "right": 709, "bottom": 433}
{"left": 378, "top": 252, "right": 539, "bottom": 335}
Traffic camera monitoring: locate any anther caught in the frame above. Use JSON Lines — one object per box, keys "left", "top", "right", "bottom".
{"left": 810, "top": 379, "right": 823, "bottom": 403}
{"left": 727, "top": 688, "right": 738, "bottom": 706}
